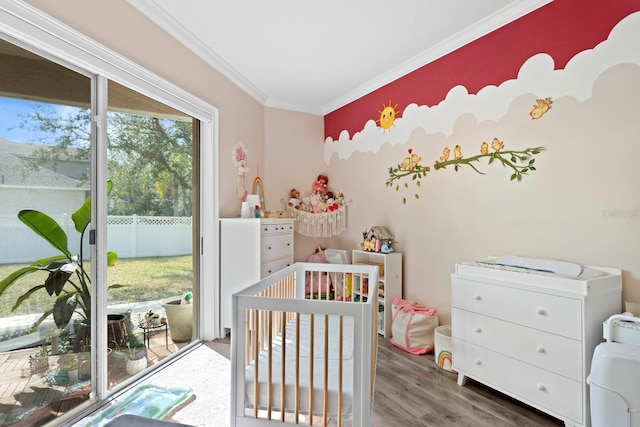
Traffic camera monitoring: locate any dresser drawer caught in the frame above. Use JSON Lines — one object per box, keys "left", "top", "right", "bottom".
{"left": 261, "top": 221, "right": 293, "bottom": 235}
{"left": 261, "top": 233, "right": 292, "bottom": 262}
{"left": 453, "top": 339, "right": 582, "bottom": 424}
{"left": 452, "top": 277, "right": 582, "bottom": 340}
{"left": 452, "top": 308, "right": 582, "bottom": 380}
{"left": 261, "top": 257, "right": 292, "bottom": 278}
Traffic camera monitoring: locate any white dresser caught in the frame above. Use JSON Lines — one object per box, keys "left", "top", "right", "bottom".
{"left": 451, "top": 262, "right": 621, "bottom": 427}
{"left": 219, "top": 218, "right": 293, "bottom": 335}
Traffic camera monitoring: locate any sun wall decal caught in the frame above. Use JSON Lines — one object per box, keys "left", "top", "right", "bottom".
{"left": 377, "top": 100, "right": 400, "bottom": 133}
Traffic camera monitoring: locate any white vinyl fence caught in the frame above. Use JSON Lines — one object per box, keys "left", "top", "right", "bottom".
{"left": 0, "top": 214, "right": 192, "bottom": 264}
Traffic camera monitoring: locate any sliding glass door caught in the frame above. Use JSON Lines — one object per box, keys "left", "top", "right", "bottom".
{"left": 0, "top": 37, "right": 95, "bottom": 424}
{"left": 105, "top": 81, "right": 197, "bottom": 388}
{"left": 0, "top": 20, "right": 205, "bottom": 423}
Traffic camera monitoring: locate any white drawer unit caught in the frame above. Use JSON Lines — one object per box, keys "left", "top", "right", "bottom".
{"left": 451, "top": 262, "right": 622, "bottom": 427}
{"left": 220, "top": 218, "right": 293, "bottom": 335}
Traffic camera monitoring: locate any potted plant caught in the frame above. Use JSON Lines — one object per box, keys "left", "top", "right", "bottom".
{"left": 0, "top": 181, "right": 122, "bottom": 351}
{"left": 124, "top": 337, "right": 147, "bottom": 375}
{"left": 29, "top": 343, "right": 50, "bottom": 375}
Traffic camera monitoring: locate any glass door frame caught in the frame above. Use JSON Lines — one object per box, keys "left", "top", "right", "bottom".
{"left": 0, "top": 0, "right": 219, "bottom": 420}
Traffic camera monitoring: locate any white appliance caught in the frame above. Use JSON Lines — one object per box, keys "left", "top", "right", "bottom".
{"left": 588, "top": 314, "right": 640, "bottom": 427}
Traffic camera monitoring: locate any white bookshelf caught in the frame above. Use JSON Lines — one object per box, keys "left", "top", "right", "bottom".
{"left": 352, "top": 250, "right": 402, "bottom": 338}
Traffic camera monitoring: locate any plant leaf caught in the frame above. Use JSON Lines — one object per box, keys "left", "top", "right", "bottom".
{"left": 43, "top": 262, "right": 73, "bottom": 296}
{"left": 18, "top": 210, "right": 71, "bottom": 258}
{"left": 72, "top": 197, "right": 91, "bottom": 235}
{"left": 72, "top": 180, "right": 112, "bottom": 234}
{"left": 12, "top": 284, "right": 47, "bottom": 312}
{"left": 53, "top": 293, "right": 77, "bottom": 329}
{"left": 0, "top": 255, "right": 68, "bottom": 297}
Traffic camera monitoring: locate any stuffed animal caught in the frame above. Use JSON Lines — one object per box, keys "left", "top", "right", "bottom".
{"left": 305, "top": 247, "right": 331, "bottom": 296}
{"left": 288, "top": 188, "right": 302, "bottom": 209}
{"left": 309, "top": 192, "right": 322, "bottom": 213}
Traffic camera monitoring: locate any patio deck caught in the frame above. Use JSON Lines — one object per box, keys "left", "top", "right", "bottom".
{"left": 0, "top": 328, "right": 185, "bottom": 426}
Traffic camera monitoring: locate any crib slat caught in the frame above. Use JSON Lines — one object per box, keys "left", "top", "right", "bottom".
{"left": 280, "top": 310, "right": 286, "bottom": 422}
{"left": 309, "top": 313, "right": 314, "bottom": 426}
{"left": 338, "top": 315, "right": 343, "bottom": 427}
{"left": 253, "top": 309, "right": 259, "bottom": 419}
{"left": 245, "top": 310, "right": 250, "bottom": 366}
{"left": 295, "top": 313, "right": 301, "bottom": 424}
{"left": 268, "top": 310, "right": 273, "bottom": 420}
{"left": 323, "top": 314, "right": 329, "bottom": 427}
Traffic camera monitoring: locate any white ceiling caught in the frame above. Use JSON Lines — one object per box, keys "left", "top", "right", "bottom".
{"left": 129, "top": 0, "right": 550, "bottom": 115}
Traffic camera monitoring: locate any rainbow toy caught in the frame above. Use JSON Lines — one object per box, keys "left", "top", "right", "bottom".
{"left": 437, "top": 350, "right": 453, "bottom": 371}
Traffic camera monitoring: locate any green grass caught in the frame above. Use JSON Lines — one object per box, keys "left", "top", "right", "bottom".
{"left": 0, "top": 256, "right": 193, "bottom": 318}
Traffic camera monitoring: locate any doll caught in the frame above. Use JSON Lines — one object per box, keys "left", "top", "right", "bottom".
{"left": 311, "top": 174, "right": 328, "bottom": 194}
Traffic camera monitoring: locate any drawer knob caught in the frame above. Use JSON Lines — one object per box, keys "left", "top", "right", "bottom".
{"left": 537, "top": 346, "right": 546, "bottom": 354}
{"left": 474, "top": 359, "right": 482, "bottom": 366}
{"left": 537, "top": 308, "right": 546, "bottom": 315}
{"left": 475, "top": 327, "right": 482, "bottom": 333}
{"left": 474, "top": 295, "right": 482, "bottom": 301}
{"left": 268, "top": 246, "right": 272, "bottom": 250}
{"left": 287, "top": 243, "right": 291, "bottom": 247}
{"left": 537, "top": 384, "right": 546, "bottom": 392}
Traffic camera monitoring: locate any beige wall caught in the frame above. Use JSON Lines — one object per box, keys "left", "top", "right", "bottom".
{"left": 263, "top": 107, "right": 326, "bottom": 259}
{"left": 323, "top": 64, "right": 640, "bottom": 324}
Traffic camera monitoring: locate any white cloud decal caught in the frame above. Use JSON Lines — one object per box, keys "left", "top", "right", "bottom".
{"left": 324, "top": 12, "right": 640, "bottom": 164}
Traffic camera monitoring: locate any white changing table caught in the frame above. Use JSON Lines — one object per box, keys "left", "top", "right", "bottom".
{"left": 451, "top": 262, "right": 622, "bottom": 427}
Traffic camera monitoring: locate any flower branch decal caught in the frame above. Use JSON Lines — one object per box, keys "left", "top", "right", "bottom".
{"left": 386, "top": 139, "right": 546, "bottom": 203}
{"left": 385, "top": 149, "right": 429, "bottom": 204}
{"left": 434, "top": 138, "right": 545, "bottom": 182}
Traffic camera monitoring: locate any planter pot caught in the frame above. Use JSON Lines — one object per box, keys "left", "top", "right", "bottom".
{"left": 73, "top": 310, "right": 132, "bottom": 352}
{"left": 161, "top": 296, "right": 193, "bottom": 342}
{"left": 125, "top": 357, "right": 147, "bottom": 375}
{"left": 67, "top": 368, "right": 78, "bottom": 382}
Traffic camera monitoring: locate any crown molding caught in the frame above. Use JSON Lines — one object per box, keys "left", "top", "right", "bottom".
{"left": 128, "top": 0, "right": 268, "bottom": 106}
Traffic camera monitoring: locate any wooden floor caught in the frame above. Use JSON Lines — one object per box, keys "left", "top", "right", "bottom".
{"left": 211, "top": 335, "right": 564, "bottom": 427}
{"left": 371, "top": 338, "right": 564, "bottom": 427}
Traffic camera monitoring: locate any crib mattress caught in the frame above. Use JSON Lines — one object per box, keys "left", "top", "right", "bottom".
{"left": 245, "top": 313, "right": 355, "bottom": 417}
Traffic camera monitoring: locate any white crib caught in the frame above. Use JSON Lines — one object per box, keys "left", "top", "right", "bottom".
{"left": 230, "top": 262, "right": 380, "bottom": 427}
